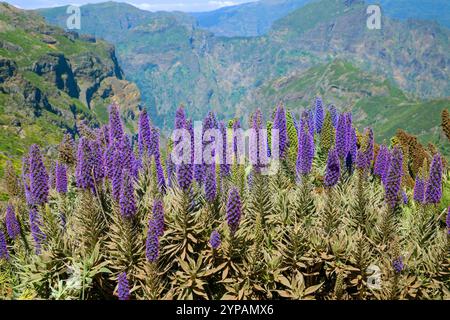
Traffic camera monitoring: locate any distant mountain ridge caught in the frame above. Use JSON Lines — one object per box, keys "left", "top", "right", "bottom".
{"left": 39, "top": 0, "right": 450, "bottom": 39}
{"left": 191, "top": 0, "right": 450, "bottom": 37}
{"left": 192, "top": 0, "right": 312, "bottom": 37}
{"left": 37, "top": 0, "right": 450, "bottom": 151}
{"left": 376, "top": 0, "right": 450, "bottom": 29}
{"left": 38, "top": 1, "right": 196, "bottom": 44}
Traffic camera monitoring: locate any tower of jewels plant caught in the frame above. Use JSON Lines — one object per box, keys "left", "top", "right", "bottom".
{"left": 0, "top": 99, "right": 448, "bottom": 300}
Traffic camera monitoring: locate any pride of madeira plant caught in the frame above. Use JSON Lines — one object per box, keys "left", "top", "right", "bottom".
{"left": 0, "top": 100, "right": 449, "bottom": 300}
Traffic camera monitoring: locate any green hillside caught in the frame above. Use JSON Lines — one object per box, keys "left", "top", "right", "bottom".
{"left": 259, "top": 59, "right": 450, "bottom": 155}
{"left": 377, "top": 0, "right": 450, "bottom": 28}
{"left": 192, "top": 0, "right": 450, "bottom": 37}
{"left": 37, "top": 2, "right": 196, "bottom": 44}
{"left": 0, "top": 2, "right": 141, "bottom": 175}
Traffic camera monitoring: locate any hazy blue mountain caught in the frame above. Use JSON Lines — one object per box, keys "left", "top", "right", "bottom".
{"left": 377, "top": 0, "right": 450, "bottom": 29}
{"left": 37, "top": 1, "right": 196, "bottom": 44}
{"left": 192, "top": 0, "right": 312, "bottom": 37}
{"left": 39, "top": 0, "right": 450, "bottom": 40}
{"left": 192, "top": 0, "right": 450, "bottom": 37}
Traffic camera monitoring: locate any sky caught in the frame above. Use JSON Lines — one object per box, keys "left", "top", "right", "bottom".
{"left": 8, "top": 0, "right": 255, "bottom": 12}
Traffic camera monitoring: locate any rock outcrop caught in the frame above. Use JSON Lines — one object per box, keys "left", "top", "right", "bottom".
{"left": 0, "top": 2, "right": 141, "bottom": 173}
{"left": 32, "top": 53, "right": 79, "bottom": 98}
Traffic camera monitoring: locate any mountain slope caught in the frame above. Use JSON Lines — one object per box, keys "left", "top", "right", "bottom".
{"left": 38, "top": 0, "right": 450, "bottom": 150}
{"left": 258, "top": 59, "right": 450, "bottom": 153}
{"left": 272, "top": 0, "right": 450, "bottom": 97}
{"left": 377, "top": 0, "right": 450, "bottom": 29}
{"left": 0, "top": 2, "right": 141, "bottom": 174}
{"left": 192, "top": 0, "right": 450, "bottom": 37}
{"left": 192, "top": 0, "right": 311, "bottom": 37}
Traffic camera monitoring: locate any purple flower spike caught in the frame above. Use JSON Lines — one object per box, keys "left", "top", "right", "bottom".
{"left": 328, "top": 105, "right": 338, "bottom": 128}
{"left": 177, "top": 161, "right": 193, "bottom": 192}
{"left": 425, "top": 153, "right": 443, "bottom": 204}
{"left": 205, "top": 164, "right": 217, "bottom": 202}
{"left": 314, "top": 97, "right": 324, "bottom": 134}
{"left": 99, "top": 125, "right": 110, "bottom": 147}
{"left": 185, "top": 119, "right": 194, "bottom": 163}
{"left": 29, "top": 207, "right": 46, "bottom": 255}
{"left": 273, "top": 105, "right": 288, "bottom": 158}
{"left": 119, "top": 172, "right": 137, "bottom": 219}
{"left": 194, "top": 163, "right": 205, "bottom": 185}
{"left": 0, "top": 229, "right": 9, "bottom": 260}
{"left": 117, "top": 272, "right": 130, "bottom": 300}
{"left": 155, "top": 158, "right": 166, "bottom": 193}
{"left": 91, "top": 139, "right": 105, "bottom": 183}
{"left": 226, "top": 187, "right": 242, "bottom": 235}
{"left": 152, "top": 199, "right": 165, "bottom": 237}
{"left": 374, "top": 145, "right": 390, "bottom": 182}
{"left": 5, "top": 205, "right": 20, "bottom": 240}
{"left": 120, "top": 135, "right": 135, "bottom": 177}
{"left": 341, "top": 112, "right": 356, "bottom": 155}
{"left": 393, "top": 257, "right": 404, "bottom": 274}
{"left": 175, "top": 106, "right": 187, "bottom": 130}
{"left": 105, "top": 143, "right": 115, "bottom": 179}
{"left": 28, "top": 144, "right": 49, "bottom": 206}
{"left": 109, "top": 103, "right": 124, "bottom": 143}
{"left": 138, "top": 109, "right": 152, "bottom": 157}
{"left": 382, "top": 152, "right": 392, "bottom": 185}
{"left": 55, "top": 161, "right": 68, "bottom": 194}
{"left": 146, "top": 219, "right": 159, "bottom": 263}
{"left": 385, "top": 147, "right": 403, "bottom": 209}
{"left": 348, "top": 127, "right": 357, "bottom": 169}
{"left": 356, "top": 128, "right": 374, "bottom": 170}
{"left": 296, "top": 120, "right": 314, "bottom": 176}
{"left": 356, "top": 149, "right": 367, "bottom": 170}
{"left": 413, "top": 177, "right": 425, "bottom": 204}
{"left": 402, "top": 190, "right": 408, "bottom": 205}
{"left": 174, "top": 107, "right": 193, "bottom": 191}
{"left": 324, "top": 149, "right": 340, "bottom": 188}
{"left": 111, "top": 145, "right": 123, "bottom": 202}
{"left": 219, "top": 121, "right": 231, "bottom": 177}
{"left": 209, "top": 230, "right": 221, "bottom": 250}
{"left": 150, "top": 126, "right": 160, "bottom": 159}
{"left": 345, "top": 152, "right": 354, "bottom": 175}
{"left": 75, "top": 138, "right": 94, "bottom": 190}
{"left": 335, "top": 114, "right": 348, "bottom": 159}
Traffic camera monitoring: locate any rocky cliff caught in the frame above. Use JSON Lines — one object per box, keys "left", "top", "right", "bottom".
{"left": 0, "top": 2, "right": 141, "bottom": 174}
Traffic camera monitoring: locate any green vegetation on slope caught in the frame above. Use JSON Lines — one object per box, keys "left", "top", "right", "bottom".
{"left": 0, "top": 2, "right": 141, "bottom": 177}
{"left": 259, "top": 59, "right": 450, "bottom": 155}
{"left": 39, "top": 0, "right": 450, "bottom": 128}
